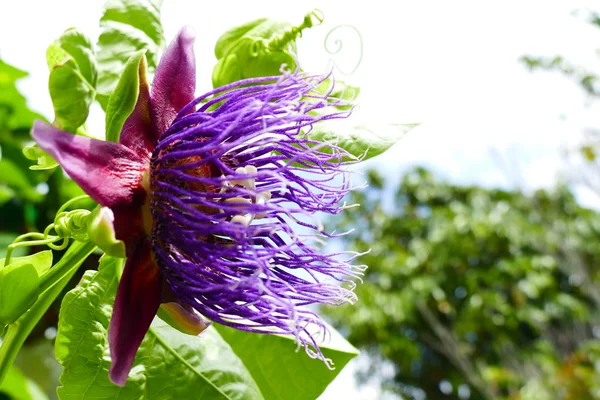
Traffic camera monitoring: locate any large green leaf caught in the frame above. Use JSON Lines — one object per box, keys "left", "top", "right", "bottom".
{"left": 96, "top": 0, "right": 165, "bottom": 107}
{"left": 0, "top": 261, "right": 40, "bottom": 325}
{"left": 47, "top": 28, "right": 97, "bottom": 133}
{"left": 47, "top": 60, "right": 94, "bottom": 133}
{"left": 0, "top": 248, "right": 54, "bottom": 324}
{"left": 0, "top": 250, "right": 53, "bottom": 275}
{"left": 49, "top": 28, "right": 98, "bottom": 88}
{"left": 55, "top": 255, "right": 263, "bottom": 400}
{"left": 0, "top": 365, "right": 48, "bottom": 400}
{"left": 0, "top": 250, "right": 52, "bottom": 325}
{"left": 308, "top": 121, "right": 419, "bottom": 161}
{"left": 214, "top": 324, "right": 358, "bottom": 400}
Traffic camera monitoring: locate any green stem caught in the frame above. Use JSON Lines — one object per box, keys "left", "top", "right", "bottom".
{"left": 38, "top": 241, "right": 95, "bottom": 294}
{"left": 4, "top": 236, "right": 61, "bottom": 266}
{"left": 0, "top": 241, "right": 96, "bottom": 387}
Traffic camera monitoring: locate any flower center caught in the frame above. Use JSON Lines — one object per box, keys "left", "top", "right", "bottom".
{"left": 149, "top": 138, "right": 273, "bottom": 238}
{"left": 221, "top": 165, "right": 271, "bottom": 226}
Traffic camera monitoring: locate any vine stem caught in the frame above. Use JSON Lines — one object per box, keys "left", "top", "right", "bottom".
{"left": 0, "top": 241, "right": 96, "bottom": 387}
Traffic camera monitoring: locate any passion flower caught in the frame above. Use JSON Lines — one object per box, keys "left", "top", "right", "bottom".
{"left": 33, "top": 26, "right": 361, "bottom": 386}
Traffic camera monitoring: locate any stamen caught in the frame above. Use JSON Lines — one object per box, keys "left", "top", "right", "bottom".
{"left": 224, "top": 197, "right": 252, "bottom": 204}
{"left": 230, "top": 215, "right": 252, "bottom": 226}
{"left": 255, "top": 191, "right": 272, "bottom": 219}
{"left": 229, "top": 166, "right": 256, "bottom": 189}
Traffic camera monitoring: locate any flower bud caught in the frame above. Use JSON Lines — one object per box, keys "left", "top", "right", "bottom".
{"left": 87, "top": 207, "right": 126, "bottom": 257}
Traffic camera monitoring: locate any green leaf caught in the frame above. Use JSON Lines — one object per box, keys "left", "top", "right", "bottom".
{"left": 0, "top": 250, "right": 53, "bottom": 275}
{"left": 316, "top": 80, "right": 360, "bottom": 111}
{"left": 214, "top": 324, "right": 358, "bottom": 400}
{"left": 48, "top": 59, "right": 95, "bottom": 133}
{"left": 51, "top": 28, "right": 98, "bottom": 87}
{"left": 212, "top": 19, "right": 294, "bottom": 88}
{"left": 56, "top": 255, "right": 264, "bottom": 400}
{"left": 0, "top": 365, "right": 48, "bottom": 400}
{"left": 47, "top": 28, "right": 97, "bottom": 133}
{"left": 212, "top": 12, "right": 321, "bottom": 88}
{"left": 104, "top": 50, "right": 147, "bottom": 142}
{"left": 96, "top": 0, "right": 165, "bottom": 107}
{"left": 214, "top": 19, "right": 268, "bottom": 60}
{"left": 0, "top": 262, "right": 40, "bottom": 325}
{"left": 46, "top": 44, "right": 70, "bottom": 70}
{"left": 308, "top": 121, "right": 419, "bottom": 161}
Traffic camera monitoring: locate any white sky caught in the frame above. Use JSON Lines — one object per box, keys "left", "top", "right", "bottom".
{"left": 2, "top": 1, "right": 600, "bottom": 399}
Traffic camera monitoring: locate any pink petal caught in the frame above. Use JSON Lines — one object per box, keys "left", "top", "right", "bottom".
{"left": 108, "top": 235, "right": 162, "bottom": 386}
{"left": 32, "top": 121, "right": 147, "bottom": 209}
{"left": 151, "top": 26, "right": 196, "bottom": 137}
{"left": 110, "top": 204, "right": 147, "bottom": 250}
{"left": 120, "top": 56, "right": 155, "bottom": 159}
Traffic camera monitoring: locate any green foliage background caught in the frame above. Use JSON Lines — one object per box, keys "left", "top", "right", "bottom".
{"left": 323, "top": 168, "right": 600, "bottom": 399}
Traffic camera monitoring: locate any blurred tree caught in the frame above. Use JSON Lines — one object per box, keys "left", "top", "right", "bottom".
{"left": 521, "top": 9, "right": 600, "bottom": 200}
{"left": 521, "top": 9, "right": 600, "bottom": 98}
{"left": 322, "top": 167, "right": 600, "bottom": 399}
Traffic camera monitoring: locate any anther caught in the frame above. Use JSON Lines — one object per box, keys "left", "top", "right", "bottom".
{"left": 231, "top": 215, "right": 252, "bottom": 226}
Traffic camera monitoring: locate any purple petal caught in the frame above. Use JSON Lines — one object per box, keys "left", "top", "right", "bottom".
{"left": 32, "top": 121, "right": 147, "bottom": 209}
{"left": 108, "top": 235, "right": 162, "bottom": 386}
{"left": 120, "top": 55, "right": 155, "bottom": 159}
{"left": 110, "top": 204, "right": 147, "bottom": 250}
{"left": 151, "top": 26, "right": 196, "bottom": 138}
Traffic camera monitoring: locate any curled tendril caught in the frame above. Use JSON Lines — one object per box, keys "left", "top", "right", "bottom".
{"left": 324, "top": 24, "right": 363, "bottom": 75}
{"left": 49, "top": 209, "right": 91, "bottom": 244}
{"left": 2, "top": 195, "right": 92, "bottom": 265}
{"left": 269, "top": 9, "right": 324, "bottom": 50}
